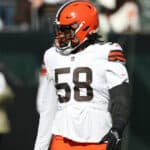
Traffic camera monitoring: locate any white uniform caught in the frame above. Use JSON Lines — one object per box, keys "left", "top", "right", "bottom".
{"left": 34, "top": 42, "right": 129, "bottom": 150}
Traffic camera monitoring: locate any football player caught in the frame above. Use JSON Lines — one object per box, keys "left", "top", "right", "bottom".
{"left": 34, "top": 1, "right": 131, "bottom": 150}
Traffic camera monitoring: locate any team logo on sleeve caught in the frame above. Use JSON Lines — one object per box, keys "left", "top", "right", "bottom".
{"left": 108, "top": 50, "right": 126, "bottom": 62}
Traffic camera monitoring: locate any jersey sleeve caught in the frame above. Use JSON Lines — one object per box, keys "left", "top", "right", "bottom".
{"left": 105, "top": 43, "right": 129, "bottom": 89}
{"left": 105, "top": 43, "right": 131, "bottom": 134}
{"left": 34, "top": 78, "right": 57, "bottom": 150}
{"left": 43, "top": 50, "right": 53, "bottom": 81}
{"left": 34, "top": 51, "right": 57, "bottom": 150}
{"left": 36, "top": 63, "right": 49, "bottom": 113}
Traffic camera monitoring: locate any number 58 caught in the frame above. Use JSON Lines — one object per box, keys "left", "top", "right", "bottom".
{"left": 55, "top": 67, "right": 93, "bottom": 103}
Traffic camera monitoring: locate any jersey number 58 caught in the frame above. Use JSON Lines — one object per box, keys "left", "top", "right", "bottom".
{"left": 55, "top": 67, "right": 93, "bottom": 103}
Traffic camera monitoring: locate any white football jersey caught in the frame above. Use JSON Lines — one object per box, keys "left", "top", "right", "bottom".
{"left": 43, "top": 42, "right": 129, "bottom": 143}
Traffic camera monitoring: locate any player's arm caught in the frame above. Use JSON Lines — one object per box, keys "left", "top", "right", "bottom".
{"left": 109, "top": 82, "right": 131, "bottom": 136}
{"left": 36, "top": 63, "right": 49, "bottom": 113}
{"left": 108, "top": 46, "right": 131, "bottom": 134}
{"left": 34, "top": 55, "right": 57, "bottom": 150}
{"left": 101, "top": 44, "right": 131, "bottom": 150}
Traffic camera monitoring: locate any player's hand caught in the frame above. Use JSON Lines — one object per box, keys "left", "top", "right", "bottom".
{"left": 100, "top": 129, "right": 121, "bottom": 150}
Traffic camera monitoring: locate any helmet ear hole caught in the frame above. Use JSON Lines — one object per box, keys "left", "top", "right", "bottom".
{"left": 83, "top": 26, "right": 89, "bottom": 31}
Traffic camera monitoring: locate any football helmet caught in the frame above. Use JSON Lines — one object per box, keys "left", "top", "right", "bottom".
{"left": 54, "top": 0, "right": 99, "bottom": 55}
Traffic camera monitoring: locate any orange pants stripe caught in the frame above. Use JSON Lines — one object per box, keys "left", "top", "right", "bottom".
{"left": 50, "top": 135, "right": 107, "bottom": 150}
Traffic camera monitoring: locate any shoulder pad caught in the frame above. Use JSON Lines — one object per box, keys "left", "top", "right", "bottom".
{"left": 43, "top": 48, "right": 55, "bottom": 81}
{"left": 44, "top": 47, "right": 56, "bottom": 63}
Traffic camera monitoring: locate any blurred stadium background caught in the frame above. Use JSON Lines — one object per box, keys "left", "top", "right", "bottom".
{"left": 0, "top": 0, "right": 150, "bottom": 150}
